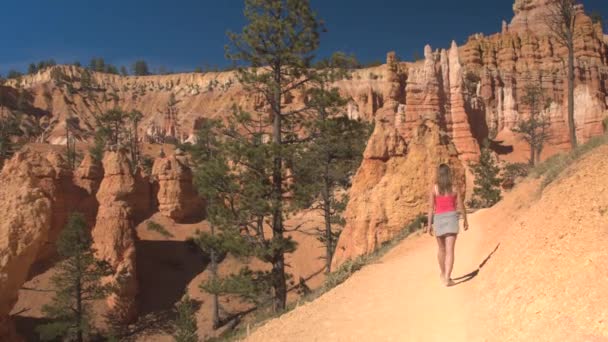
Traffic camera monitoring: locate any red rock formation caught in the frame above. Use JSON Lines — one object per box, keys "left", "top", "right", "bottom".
{"left": 461, "top": 0, "right": 608, "bottom": 148}
{"left": 332, "top": 117, "right": 465, "bottom": 268}
{"left": 73, "top": 154, "right": 104, "bottom": 226}
{"left": 0, "top": 153, "right": 53, "bottom": 341}
{"left": 332, "top": 0, "right": 608, "bottom": 264}
{"left": 91, "top": 151, "right": 139, "bottom": 323}
{"left": 151, "top": 152, "right": 203, "bottom": 222}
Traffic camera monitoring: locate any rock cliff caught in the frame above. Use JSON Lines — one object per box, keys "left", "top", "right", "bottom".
{"left": 151, "top": 152, "right": 203, "bottom": 222}
{"left": 91, "top": 151, "right": 141, "bottom": 323}
{"left": 0, "top": 153, "right": 53, "bottom": 341}
{"left": 333, "top": 0, "right": 608, "bottom": 265}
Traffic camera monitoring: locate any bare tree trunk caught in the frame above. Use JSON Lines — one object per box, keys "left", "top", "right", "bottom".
{"left": 271, "top": 63, "right": 287, "bottom": 312}
{"left": 322, "top": 157, "right": 333, "bottom": 274}
{"left": 567, "top": 41, "right": 577, "bottom": 148}
{"left": 76, "top": 255, "right": 84, "bottom": 342}
{"left": 210, "top": 222, "right": 220, "bottom": 329}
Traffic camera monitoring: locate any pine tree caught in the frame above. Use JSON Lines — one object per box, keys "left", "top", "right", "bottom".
{"left": 172, "top": 295, "right": 199, "bottom": 342}
{"left": 292, "top": 52, "right": 371, "bottom": 273}
{"left": 221, "top": 0, "right": 323, "bottom": 311}
{"left": 191, "top": 113, "right": 285, "bottom": 314}
{"left": 0, "top": 113, "right": 20, "bottom": 169}
{"left": 469, "top": 141, "right": 502, "bottom": 208}
{"left": 37, "top": 213, "right": 113, "bottom": 342}
{"left": 512, "top": 83, "right": 552, "bottom": 166}
{"left": 133, "top": 60, "right": 150, "bottom": 76}
{"left": 545, "top": 0, "right": 578, "bottom": 148}
{"left": 127, "top": 110, "right": 143, "bottom": 167}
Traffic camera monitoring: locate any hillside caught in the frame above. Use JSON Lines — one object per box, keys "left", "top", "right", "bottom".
{"left": 243, "top": 144, "right": 608, "bottom": 341}
{"left": 1, "top": 0, "right": 608, "bottom": 340}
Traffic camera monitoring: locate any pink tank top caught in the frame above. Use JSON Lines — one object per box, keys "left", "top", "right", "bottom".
{"left": 434, "top": 189, "right": 457, "bottom": 214}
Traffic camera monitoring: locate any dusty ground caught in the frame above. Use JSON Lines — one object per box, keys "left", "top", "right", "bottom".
{"left": 244, "top": 146, "right": 608, "bottom": 342}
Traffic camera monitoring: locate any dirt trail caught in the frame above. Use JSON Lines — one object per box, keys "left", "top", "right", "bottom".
{"left": 244, "top": 211, "right": 492, "bottom": 342}
{"left": 244, "top": 146, "right": 608, "bottom": 342}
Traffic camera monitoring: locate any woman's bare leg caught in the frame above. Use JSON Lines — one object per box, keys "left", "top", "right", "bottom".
{"left": 436, "top": 236, "right": 446, "bottom": 280}
{"left": 444, "top": 233, "right": 457, "bottom": 286}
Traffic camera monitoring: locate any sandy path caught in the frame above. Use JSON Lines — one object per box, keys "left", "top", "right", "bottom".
{"left": 244, "top": 213, "right": 492, "bottom": 342}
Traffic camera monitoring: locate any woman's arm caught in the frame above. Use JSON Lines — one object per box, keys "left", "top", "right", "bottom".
{"left": 426, "top": 186, "right": 435, "bottom": 235}
{"left": 457, "top": 191, "right": 469, "bottom": 231}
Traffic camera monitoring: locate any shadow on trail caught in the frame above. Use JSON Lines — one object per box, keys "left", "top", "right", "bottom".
{"left": 453, "top": 243, "right": 500, "bottom": 286}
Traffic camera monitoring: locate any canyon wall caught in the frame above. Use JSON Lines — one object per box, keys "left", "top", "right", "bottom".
{"left": 0, "top": 148, "right": 202, "bottom": 338}
{"left": 333, "top": 0, "right": 608, "bottom": 265}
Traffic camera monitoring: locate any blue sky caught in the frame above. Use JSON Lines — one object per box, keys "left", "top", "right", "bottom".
{"left": 1, "top": 0, "right": 607, "bottom": 75}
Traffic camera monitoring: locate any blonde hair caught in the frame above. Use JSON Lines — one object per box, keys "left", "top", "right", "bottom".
{"left": 437, "top": 164, "right": 453, "bottom": 195}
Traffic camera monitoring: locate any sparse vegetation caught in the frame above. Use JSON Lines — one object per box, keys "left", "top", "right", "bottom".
{"left": 133, "top": 60, "right": 150, "bottom": 76}
{"left": 0, "top": 113, "right": 21, "bottom": 168}
{"left": 323, "top": 214, "right": 427, "bottom": 291}
{"left": 531, "top": 133, "right": 608, "bottom": 189}
{"left": 28, "top": 59, "right": 57, "bottom": 74}
{"left": 7, "top": 70, "right": 23, "bottom": 79}
{"left": 501, "top": 162, "right": 530, "bottom": 189}
{"left": 146, "top": 221, "right": 174, "bottom": 238}
{"left": 210, "top": 214, "right": 428, "bottom": 342}
{"left": 172, "top": 295, "right": 199, "bottom": 342}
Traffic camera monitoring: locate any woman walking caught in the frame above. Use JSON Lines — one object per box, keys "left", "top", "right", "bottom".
{"left": 425, "top": 163, "right": 469, "bottom": 287}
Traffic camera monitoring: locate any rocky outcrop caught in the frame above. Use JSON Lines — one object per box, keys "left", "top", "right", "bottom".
{"left": 333, "top": 0, "right": 608, "bottom": 264}
{"left": 151, "top": 152, "right": 203, "bottom": 222}
{"left": 91, "top": 151, "right": 139, "bottom": 323}
{"left": 461, "top": 0, "right": 608, "bottom": 148}
{"left": 32, "top": 151, "right": 77, "bottom": 262}
{"left": 0, "top": 153, "right": 53, "bottom": 341}
{"left": 332, "top": 117, "right": 465, "bottom": 268}
{"left": 73, "top": 154, "right": 104, "bottom": 226}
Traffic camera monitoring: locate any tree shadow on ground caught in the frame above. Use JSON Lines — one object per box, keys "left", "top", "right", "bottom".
{"left": 136, "top": 240, "right": 209, "bottom": 316}
{"left": 452, "top": 243, "right": 500, "bottom": 286}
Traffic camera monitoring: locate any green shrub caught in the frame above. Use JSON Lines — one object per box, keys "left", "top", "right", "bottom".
{"left": 469, "top": 142, "right": 502, "bottom": 208}
{"left": 502, "top": 163, "right": 530, "bottom": 189}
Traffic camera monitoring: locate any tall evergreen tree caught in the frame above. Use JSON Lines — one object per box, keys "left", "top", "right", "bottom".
{"left": 469, "top": 141, "right": 502, "bottom": 208}
{"left": 133, "top": 60, "right": 150, "bottom": 76}
{"left": 292, "top": 52, "right": 371, "bottom": 273}
{"left": 37, "top": 213, "right": 113, "bottom": 342}
{"left": 127, "top": 110, "right": 143, "bottom": 167}
{"left": 224, "top": 0, "right": 321, "bottom": 312}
